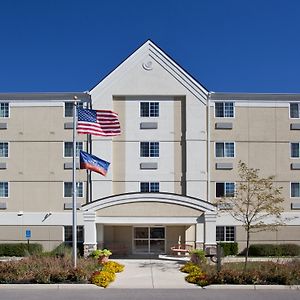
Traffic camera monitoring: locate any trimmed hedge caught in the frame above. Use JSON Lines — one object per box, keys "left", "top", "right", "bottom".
{"left": 0, "top": 243, "right": 43, "bottom": 257}
{"left": 248, "top": 244, "right": 300, "bottom": 257}
{"left": 219, "top": 242, "right": 238, "bottom": 256}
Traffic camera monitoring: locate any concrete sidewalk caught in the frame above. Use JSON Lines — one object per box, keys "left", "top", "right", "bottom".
{"left": 109, "top": 258, "right": 198, "bottom": 289}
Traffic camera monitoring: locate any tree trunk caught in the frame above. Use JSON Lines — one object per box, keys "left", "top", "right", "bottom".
{"left": 244, "top": 229, "right": 250, "bottom": 271}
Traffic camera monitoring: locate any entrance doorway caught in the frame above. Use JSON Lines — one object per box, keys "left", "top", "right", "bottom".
{"left": 133, "top": 227, "right": 165, "bottom": 254}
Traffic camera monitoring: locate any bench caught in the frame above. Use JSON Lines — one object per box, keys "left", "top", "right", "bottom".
{"left": 170, "top": 244, "right": 193, "bottom": 256}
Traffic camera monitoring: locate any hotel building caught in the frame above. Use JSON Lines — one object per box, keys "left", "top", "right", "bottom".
{"left": 0, "top": 40, "right": 299, "bottom": 255}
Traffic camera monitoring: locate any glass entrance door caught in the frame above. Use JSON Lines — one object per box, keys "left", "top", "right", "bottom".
{"left": 133, "top": 227, "right": 165, "bottom": 254}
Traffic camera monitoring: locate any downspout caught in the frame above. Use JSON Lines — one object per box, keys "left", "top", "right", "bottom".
{"left": 207, "top": 92, "right": 212, "bottom": 203}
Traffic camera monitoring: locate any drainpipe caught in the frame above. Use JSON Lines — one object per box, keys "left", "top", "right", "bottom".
{"left": 207, "top": 92, "right": 212, "bottom": 203}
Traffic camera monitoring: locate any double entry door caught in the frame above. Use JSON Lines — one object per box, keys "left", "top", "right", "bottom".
{"left": 133, "top": 227, "right": 165, "bottom": 254}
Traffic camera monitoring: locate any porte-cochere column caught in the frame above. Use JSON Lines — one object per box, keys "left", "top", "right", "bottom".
{"left": 83, "top": 211, "right": 97, "bottom": 257}
{"left": 204, "top": 211, "right": 217, "bottom": 248}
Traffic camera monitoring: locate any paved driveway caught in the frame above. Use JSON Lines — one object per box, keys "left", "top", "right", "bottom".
{"left": 109, "top": 258, "right": 198, "bottom": 289}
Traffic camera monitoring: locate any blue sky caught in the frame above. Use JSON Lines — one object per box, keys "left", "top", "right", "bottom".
{"left": 0, "top": 0, "right": 299, "bottom": 93}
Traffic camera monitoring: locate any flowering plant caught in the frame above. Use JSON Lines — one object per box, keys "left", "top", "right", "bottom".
{"left": 90, "top": 249, "right": 112, "bottom": 258}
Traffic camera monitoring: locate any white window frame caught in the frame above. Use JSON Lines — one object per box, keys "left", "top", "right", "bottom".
{"left": 0, "top": 102, "right": 9, "bottom": 118}
{"left": 290, "top": 182, "right": 300, "bottom": 198}
{"left": 140, "top": 182, "right": 160, "bottom": 193}
{"left": 140, "top": 142, "right": 159, "bottom": 157}
{"left": 290, "top": 142, "right": 300, "bottom": 158}
{"left": 63, "top": 182, "right": 84, "bottom": 198}
{"left": 289, "top": 102, "right": 300, "bottom": 119}
{"left": 0, "top": 182, "right": 9, "bottom": 198}
{"left": 64, "top": 225, "right": 84, "bottom": 243}
{"left": 140, "top": 102, "right": 159, "bottom": 117}
{"left": 64, "top": 102, "right": 84, "bottom": 118}
{"left": 215, "top": 182, "right": 235, "bottom": 198}
{"left": 216, "top": 226, "right": 235, "bottom": 242}
{"left": 63, "top": 142, "right": 83, "bottom": 158}
{"left": 0, "top": 142, "right": 9, "bottom": 158}
{"left": 214, "top": 102, "right": 235, "bottom": 118}
{"left": 215, "top": 142, "right": 235, "bottom": 158}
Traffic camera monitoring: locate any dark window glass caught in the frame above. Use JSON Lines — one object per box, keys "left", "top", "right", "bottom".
{"left": 291, "top": 143, "right": 299, "bottom": 158}
{"left": 291, "top": 182, "right": 300, "bottom": 197}
{"left": 0, "top": 103, "right": 9, "bottom": 118}
{"left": 215, "top": 102, "right": 234, "bottom": 117}
{"left": 216, "top": 226, "right": 225, "bottom": 241}
{"left": 64, "top": 226, "right": 84, "bottom": 242}
{"left": 290, "top": 103, "right": 299, "bottom": 118}
{"left": 140, "top": 102, "right": 159, "bottom": 117}
{"left": 216, "top": 183, "right": 224, "bottom": 197}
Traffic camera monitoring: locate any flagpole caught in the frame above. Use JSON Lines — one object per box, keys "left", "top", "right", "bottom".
{"left": 72, "top": 97, "right": 78, "bottom": 268}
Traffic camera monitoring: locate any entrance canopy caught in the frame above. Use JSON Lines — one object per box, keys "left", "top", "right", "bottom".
{"left": 82, "top": 192, "right": 216, "bottom": 214}
{"left": 81, "top": 193, "right": 217, "bottom": 256}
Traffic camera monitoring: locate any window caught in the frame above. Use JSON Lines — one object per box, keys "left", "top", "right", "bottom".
{"left": 216, "top": 226, "right": 235, "bottom": 242}
{"left": 215, "top": 142, "right": 234, "bottom": 157}
{"left": 140, "top": 142, "right": 159, "bottom": 157}
{"left": 0, "top": 182, "right": 8, "bottom": 197}
{"left": 290, "top": 103, "right": 300, "bottom": 118}
{"left": 291, "top": 143, "right": 300, "bottom": 158}
{"left": 140, "top": 182, "right": 159, "bottom": 192}
{"left": 0, "top": 103, "right": 9, "bottom": 118}
{"left": 291, "top": 182, "right": 300, "bottom": 197}
{"left": 140, "top": 102, "right": 159, "bottom": 117}
{"left": 0, "top": 142, "right": 8, "bottom": 157}
{"left": 64, "top": 102, "right": 83, "bottom": 117}
{"left": 215, "top": 102, "right": 234, "bottom": 118}
{"left": 64, "top": 142, "right": 83, "bottom": 157}
{"left": 64, "top": 182, "right": 83, "bottom": 197}
{"left": 64, "top": 226, "right": 84, "bottom": 243}
{"left": 216, "top": 182, "right": 235, "bottom": 197}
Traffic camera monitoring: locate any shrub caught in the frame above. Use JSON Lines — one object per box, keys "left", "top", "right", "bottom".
{"left": 248, "top": 244, "right": 280, "bottom": 256}
{"left": 181, "top": 260, "right": 300, "bottom": 286}
{"left": 90, "top": 249, "right": 112, "bottom": 259}
{"left": 219, "top": 242, "right": 238, "bottom": 256}
{"left": 248, "top": 244, "right": 300, "bottom": 257}
{"left": 189, "top": 249, "right": 207, "bottom": 264}
{"left": 206, "top": 261, "right": 300, "bottom": 285}
{"left": 279, "top": 244, "right": 300, "bottom": 256}
{"left": 180, "top": 262, "right": 202, "bottom": 273}
{"left": 180, "top": 262, "right": 209, "bottom": 287}
{"left": 102, "top": 261, "right": 124, "bottom": 273}
{"left": 51, "top": 243, "right": 73, "bottom": 258}
{"left": 0, "top": 256, "right": 99, "bottom": 284}
{"left": 90, "top": 270, "right": 116, "bottom": 288}
{"left": 0, "top": 243, "right": 43, "bottom": 257}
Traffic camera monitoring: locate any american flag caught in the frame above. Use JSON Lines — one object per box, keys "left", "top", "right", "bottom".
{"left": 77, "top": 107, "right": 121, "bottom": 136}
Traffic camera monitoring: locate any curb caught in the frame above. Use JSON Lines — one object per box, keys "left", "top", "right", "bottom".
{"left": 204, "top": 284, "right": 300, "bottom": 290}
{"left": 0, "top": 284, "right": 102, "bottom": 289}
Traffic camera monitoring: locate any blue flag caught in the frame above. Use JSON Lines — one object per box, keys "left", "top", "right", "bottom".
{"left": 79, "top": 150, "right": 110, "bottom": 176}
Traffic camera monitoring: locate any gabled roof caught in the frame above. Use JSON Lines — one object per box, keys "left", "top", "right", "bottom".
{"left": 90, "top": 40, "right": 209, "bottom": 104}
{"left": 210, "top": 92, "right": 300, "bottom": 101}
{"left": 0, "top": 92, "right": 90, "bottom": 102}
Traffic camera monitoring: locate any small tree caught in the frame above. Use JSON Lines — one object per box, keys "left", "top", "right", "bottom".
{"left": 216, "top": 161, "right": 284, "bottom": 269}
